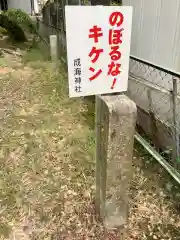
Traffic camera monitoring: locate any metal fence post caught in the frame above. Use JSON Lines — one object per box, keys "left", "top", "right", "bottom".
{"left": 172, "top": 78, "right": 180, "bottom": 168}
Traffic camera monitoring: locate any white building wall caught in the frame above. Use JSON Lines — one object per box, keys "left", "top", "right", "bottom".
{"left": 123, "top": 0, "right": 180, "bottom": 74}
{"left": 7, "top": 0, "right": 32, "bottom": 14}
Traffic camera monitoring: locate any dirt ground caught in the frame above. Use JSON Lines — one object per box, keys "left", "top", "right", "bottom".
{"left": 0, "top": 45, "right": 180, "bottom": 240}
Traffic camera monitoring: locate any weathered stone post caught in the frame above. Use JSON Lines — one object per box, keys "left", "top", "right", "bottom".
{"left": 49, "top": 35, "right": 58, "bottom": 66}
{"left": 95, "top": 94, "right": 137, "bottom": 231}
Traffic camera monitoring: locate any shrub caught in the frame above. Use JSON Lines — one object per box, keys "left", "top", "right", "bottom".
{"left": 4, "top": 8, "right": 37, "bottom": 34}
{"left": 0, "top": 13, "right": 27, "bottom": 42}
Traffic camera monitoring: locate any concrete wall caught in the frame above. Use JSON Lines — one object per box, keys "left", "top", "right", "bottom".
{"left": 127, "top": 73, "right": 179, "bottom": 151}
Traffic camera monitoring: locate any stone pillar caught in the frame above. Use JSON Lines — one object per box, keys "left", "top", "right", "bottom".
{"left": 49, "top": 35, "right": 58, "bottom": 64}
{"left": 95, "top": 94, "right": 137, "bottom": 231}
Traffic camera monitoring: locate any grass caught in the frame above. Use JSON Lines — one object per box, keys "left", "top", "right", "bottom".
{"left": 0, "top": 43, "right": 180, "bottom": 239}
{"left": 130, "top": 141, "right": 180, "bottom": 239}
{"left": 0, "top": 47, "right": 98, "bottom": 239}
{"left": 0, "top": 27, "right": 8, "bottom": 35}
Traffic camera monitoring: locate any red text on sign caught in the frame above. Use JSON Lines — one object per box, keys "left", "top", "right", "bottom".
{"left": 108, "top": 62, "right": 121, "bottom": 76}
{"left": 111, "top": 78, "right": 117, "bottom": 89}
{"left": 89, "top": 47, "right": 104, "bottom": 63}
{"left": 109, "top": 29, "right": 124, "bottom": 45}
{"left": 88, "top": 25, "right": 104, "bottom": 81}
{"left": 89, "top": 25, "right": 103, "bottom": 43}
{"left": 109, "top": 46, "right": 121, "bottom": 61}
{"left": 89, "top": 67, "right": 102, "bottom": 81}
{"left": 108, "top": 11, "right": 124, "bottom": 90}
{"left": 109, "top": 12, "right": 124, "bottom": 27}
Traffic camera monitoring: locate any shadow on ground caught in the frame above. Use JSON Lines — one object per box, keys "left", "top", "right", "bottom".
{"left": 81, "top": 95, "right": 95, "bottom": 129}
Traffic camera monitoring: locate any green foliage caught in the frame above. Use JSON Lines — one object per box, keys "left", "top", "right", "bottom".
{"left": 4, "top": 8, "right": 37, "bottom": 34}
{"left": 0, "top": 13, "right": 27, "bottom": 42}
{"left": 0, "top": 57, "right": 7, "bottom": 67}
{"left": 111, "top": 0, "right": 122, "bottom": 5}
{"left": 23, "top": 47, "right": 49, "bottom": 63}
{"left": 0, "top": 26, "right": 8, "bottom": 34}
{"left": 22, "top": 40, "right": 50, "bottom": 64}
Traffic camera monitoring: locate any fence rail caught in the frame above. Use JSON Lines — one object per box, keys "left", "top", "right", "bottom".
{"left": 128, "top": 56, "right": 180, "bottom": 168}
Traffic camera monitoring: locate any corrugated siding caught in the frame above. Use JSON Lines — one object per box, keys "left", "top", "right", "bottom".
{"left": 123, "top": 0, "right": 180, "bottom": 73}
{"left": 7, "top": 0, "right": 32, "bottom": 14}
